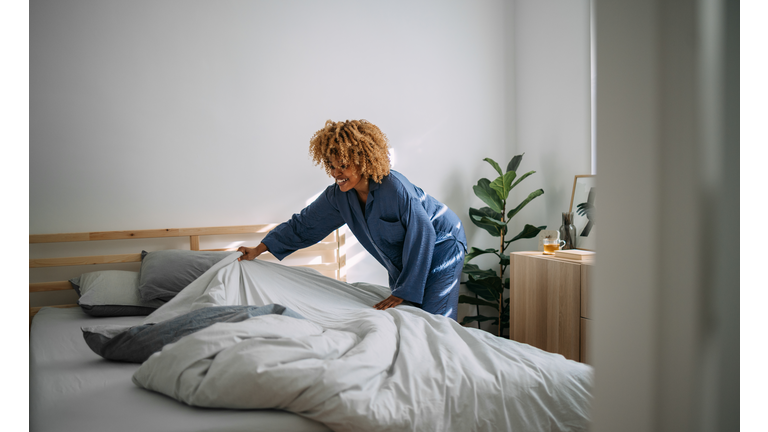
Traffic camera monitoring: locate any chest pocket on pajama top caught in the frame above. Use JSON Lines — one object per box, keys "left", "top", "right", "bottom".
{"left": 373, "top": 218, "right": 406, "bottom": 258}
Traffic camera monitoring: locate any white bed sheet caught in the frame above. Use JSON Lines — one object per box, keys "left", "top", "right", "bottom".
{"left": 29, "top": 307, "right": 331, "bottom": 432}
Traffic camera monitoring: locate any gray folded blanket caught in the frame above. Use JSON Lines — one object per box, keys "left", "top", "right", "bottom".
{"left": 81, "top": 304, "right": 305, "bottom": 363}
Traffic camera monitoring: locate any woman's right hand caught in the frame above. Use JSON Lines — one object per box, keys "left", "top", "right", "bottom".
{"left": 237, "top": 243, "right": 268, "bottom": 261}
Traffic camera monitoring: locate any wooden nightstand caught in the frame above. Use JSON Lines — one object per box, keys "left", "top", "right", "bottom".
{"left": 509, "top": 251, "right": 594, "bottom": 364}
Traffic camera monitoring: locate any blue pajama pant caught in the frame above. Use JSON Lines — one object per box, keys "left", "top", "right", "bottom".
{"left": 418, "top": 238, "right": 465, "bottom": 321}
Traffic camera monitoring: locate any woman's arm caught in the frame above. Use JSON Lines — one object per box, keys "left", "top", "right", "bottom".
{"left": 260, "top": 185, "right": 345, "bottom": 260}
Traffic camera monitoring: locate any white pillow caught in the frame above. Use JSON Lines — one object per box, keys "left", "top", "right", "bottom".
{"left": 69, "top": 271, "right": 165, "bottom": 317}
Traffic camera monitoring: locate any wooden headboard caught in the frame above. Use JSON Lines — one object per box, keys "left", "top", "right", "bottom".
{"left": 29, "top": 225, "right": 346, "bottom": 324}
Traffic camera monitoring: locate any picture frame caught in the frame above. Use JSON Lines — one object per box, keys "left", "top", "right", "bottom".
{"left": 569, "top": 175, "right": 596, "bottom": 251}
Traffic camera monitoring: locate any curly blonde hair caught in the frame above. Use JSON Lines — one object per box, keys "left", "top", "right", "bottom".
{"left": 309, "top": 119, "right": 391, "bottom": 183}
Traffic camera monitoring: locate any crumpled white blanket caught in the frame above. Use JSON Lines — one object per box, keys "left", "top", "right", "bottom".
{"left": 132, "top": 253, "right": 593, "bottom": 432}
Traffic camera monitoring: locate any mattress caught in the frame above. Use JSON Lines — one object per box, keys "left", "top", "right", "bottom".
{"left": 29, "top": 307, "right": 331, "bottom": 432}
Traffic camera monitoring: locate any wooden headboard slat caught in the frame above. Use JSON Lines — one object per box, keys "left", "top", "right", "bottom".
{"left": 88, "top": 229, "right": 182, "bottom": 241}
{"left": 30, "top": 253, "right": 143, "bottom": 268}
{"left": 177, "top": 225, "right": 279, "bottom": 236}
{"left": 30, "top": 281, "right": 75, "bottom": 292}
{"left": 30, "top": 224, "right": 280, "bottom": 244}
{"left": 29, "top": 233, "right": 90, "bottom": 243}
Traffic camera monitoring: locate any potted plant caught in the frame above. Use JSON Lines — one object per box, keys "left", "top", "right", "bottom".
{"left": 460, "top": 154, "right": 546, "bottom": 337}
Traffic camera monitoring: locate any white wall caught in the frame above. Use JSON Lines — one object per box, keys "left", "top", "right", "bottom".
{"left": 30, "top": 0, "right": 513, "bottom": 316}
{"left": 509, "top": 0, "right": 592, "bottom": 251}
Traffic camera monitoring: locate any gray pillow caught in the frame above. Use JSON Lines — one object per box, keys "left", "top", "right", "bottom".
{"left": 81, "top": 304, "right": 305, "bottom": 363}
{"left": 69, "top": 271, "right": 165, "bottom": 317}
{"left": 138, "top": 250, "right": 232, "bottom": 302}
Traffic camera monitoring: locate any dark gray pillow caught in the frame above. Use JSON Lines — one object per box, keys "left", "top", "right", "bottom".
{"left": 69, "top": 271, "right": 165, "bottom": 317}
{"left": 81, "top": 304, "right": 304, "bottom": 363}
{"left": 138, "top": 250, "right": 232, "bottom": 302}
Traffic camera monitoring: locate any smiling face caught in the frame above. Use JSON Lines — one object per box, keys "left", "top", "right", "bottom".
{"left": 328, "top": 156, "right": 366, "bottom": 194}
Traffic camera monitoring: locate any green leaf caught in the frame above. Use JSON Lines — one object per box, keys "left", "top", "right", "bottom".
{"left": 472, "top": 214, "right": 506, "bottom": 229}
{"left": 510, "top": 170, "right": 535, "bottom": 190}
{"left": 461, "top": 315, "right": 499, "bottom": 326}
{"left": 483, "top": 158, "right": 503, "bottom": 177}
{"left": 499, "top": 253, "right": 509, "bottom": 266}
{"left": 462, "top": 263, "right": 498, "bottom": 279}
{"left": 508, "top": 224, "right": 547, "bottom": 243}
{"left": 469, "top": 207, "right": 504, "bottom": 237}
{"left": 506, "top": 189, "right": 545, "bottom": 220}
{"left": 490, "top": 171, "right": 517, "bottom": 201}
{"left": 458, "top": 295, "right": 499, "bottom": 309}
{"left": 506, "top": 153, "right": 524, "bottom": 173}
{"left": 464, "top": 247, "right": 498, "bottom": 263}
{"left": 472, "top": 179, "right": 504, "bottom": 213}
{"left": 466, "top": 275, "right": 503, "bottom": 302}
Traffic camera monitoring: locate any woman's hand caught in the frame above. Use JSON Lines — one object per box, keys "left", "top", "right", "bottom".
{"left": 374, "top": 295, "right": 404, "bottom": 311}
{"left": 237, "top": 243, "right": 268, "bottom": 261}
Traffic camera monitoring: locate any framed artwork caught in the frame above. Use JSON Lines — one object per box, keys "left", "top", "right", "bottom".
{"left": 569, "top": 175, "right": 596, "bottom": 251}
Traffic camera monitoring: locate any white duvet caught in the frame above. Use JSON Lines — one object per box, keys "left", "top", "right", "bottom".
{"left": 132, "top": 253, "right": 593, "bottom": 432}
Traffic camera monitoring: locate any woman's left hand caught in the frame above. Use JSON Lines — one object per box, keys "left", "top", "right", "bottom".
{"left": 374, "top": 295, "right": 404, "bottom": 311}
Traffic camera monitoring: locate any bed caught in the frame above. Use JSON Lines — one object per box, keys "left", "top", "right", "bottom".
{"left": 30, "top": 224, "right": 593, "bottom": 432}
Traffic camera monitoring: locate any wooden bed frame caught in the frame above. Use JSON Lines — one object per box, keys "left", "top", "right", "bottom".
{"left": 29, "top": 225, "right": 346, "bottom": 326}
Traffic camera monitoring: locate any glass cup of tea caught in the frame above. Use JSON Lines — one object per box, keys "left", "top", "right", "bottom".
{"left": 542, "top": 236, "right": 566, "bottom": 255}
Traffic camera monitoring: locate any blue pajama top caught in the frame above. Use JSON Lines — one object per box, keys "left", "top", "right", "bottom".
{"left": 261, "top": 170, "right": 467, "bottom": 306}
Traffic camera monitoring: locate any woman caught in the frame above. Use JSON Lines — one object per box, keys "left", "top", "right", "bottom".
{"left": 238, "top": 120, "right": 467, "bottom": 320}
